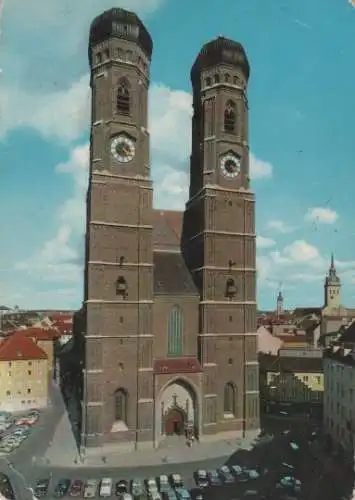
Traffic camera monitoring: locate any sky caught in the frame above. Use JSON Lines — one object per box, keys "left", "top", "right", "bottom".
{"left": 0, "top": 0, "right": 355, "bottom": 311}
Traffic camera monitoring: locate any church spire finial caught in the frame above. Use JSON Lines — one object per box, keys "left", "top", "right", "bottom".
{"left": 330, "top": 252, "right": 335, "bottom": 270}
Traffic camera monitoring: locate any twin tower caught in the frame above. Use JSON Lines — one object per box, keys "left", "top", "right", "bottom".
{"left": 80, "top": 8, "right": 259, "bottom": 451}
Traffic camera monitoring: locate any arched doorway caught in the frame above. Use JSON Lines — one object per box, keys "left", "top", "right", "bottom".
{"left": 164, "top": 408, "right": 185, "bottom": 436}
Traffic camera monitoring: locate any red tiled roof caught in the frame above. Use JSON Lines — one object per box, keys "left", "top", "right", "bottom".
{"left": 154, "top": 357, "right": 202, "bottom": 375}
{"left": 152, "top": 210, "right": 183, "bottom": 250}
{"left": 49, "top": 313, "right": 73, "bottom": 323}
{"left": 0, "top": 331, "right": 47, "bottom": 361}
{"left": 22, "top": 327, "right": 60, "bottom": 341}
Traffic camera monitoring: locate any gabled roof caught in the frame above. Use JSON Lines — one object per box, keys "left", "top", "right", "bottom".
{"left": 154, "top": 251, "right": 198, "bottom": 296}
{"left": 152, "top": 210, "right": 182, "bottom": 250}
{"left": 259, "top": 352, "right": 323, "bottom": 372}
{"left": 21, "top": 327, "right": 60, "bottom": 341}
{"left": 0, "top": 331, "right": 47, "bottom": 361}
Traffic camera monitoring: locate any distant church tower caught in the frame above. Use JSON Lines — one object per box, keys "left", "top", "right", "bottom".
{"left": 276, "top": 289, "right": 284, "bottom": 318}
{"left": 324, "top": 253, "right": 341, "bottom": 308}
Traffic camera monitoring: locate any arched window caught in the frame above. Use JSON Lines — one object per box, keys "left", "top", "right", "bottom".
{"left": 225, "top": 73, "right": 230, "bottom": 82}
{"left": 116, "top": 78, "right": 130, "bottom": 115}
{"left": 205, "top": 77, "right": 212, "bottom": 87}
{"left": 214, "top": 74, "right": 220, "bottom": 83}
{"left": 224, "top": 382, "right": 237, "bottom": 414}
{"left": 167, "top": 306, "right": 183, "bottom": 356}
{"left": 116, "top": 276, "right": 127, "bottom": 297}
{"left": 114, "top": 388, "right": 128, "bottom": 422}
{"left": 224, "top": 100, "right": 236, "bottom": 133}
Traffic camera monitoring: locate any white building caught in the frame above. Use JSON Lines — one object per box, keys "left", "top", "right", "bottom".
{"left": 323, "top": 322, "right": 355, "bottom": 463}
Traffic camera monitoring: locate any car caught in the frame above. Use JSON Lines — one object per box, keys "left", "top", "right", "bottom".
{"left": 84, "top": 479, "right": 98, "bottom": 498}
{"left": 116, "top": 480, "right": 129, "bottom": 495}
{"left": 54, "top": 479, "right": 70, "bottom": 497}
{"left": 162, "top": 490, "right": 178, "bottom": 500}
{"left": 170, "top": 475, "right": 183, "bottom": 489}
{"left": 99, "top": 478, "right": 113, "bottom": 497}
{"left": 219, "top": 466, "right": 234, "bottom": 484}
{"left": 131, "top": 478, "right": 145, "bottom": 497}
{"left": 69, "top": 479, "right": 83, "bottom": 497}
{"left": 231, "top": 465, "right": 243, "bottom": 476}
{"left": 0, "top": 472, "right": 15, "bottom": 500}
{"left": 246, "top": 469, "right": 260, "bottom": 479}
{"left": 175, "top": 488, "right": 190, "bottom": 500}
{"left": 159, "top": 475, "right": 171, "bottom": 493}
{"left": 207, "top": 470, "right": 221, "bottom": 486}
{"left": 195, "top": 470, "right": 208, "bottom": 489}
{"left": 34, "top": 479, "right": 50, "bottom": 498}
{"left": 146, "top": 478, "right": 159, "bottom": 496}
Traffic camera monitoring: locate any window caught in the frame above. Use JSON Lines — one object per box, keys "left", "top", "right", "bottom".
{"left": 28, "top": 371, "right": 32, "bottom": 375}
{"left": 96, "top": 52, "right": 102, "bottom": 64}
{"left": 27, "top": 388, "right": 31, "bottom": 394}
{"left": 205, "top": 77, "right": 212, "bottom": 86}
{"left": 167, "top": 306, "right": 183, "bottom": 356}
{"left": 8, "top": 362, "right": 11, "bottom": 367}
{"left": 225, "top": 73, "right": 230, "bottom": 82}
{"left": 28, "top": 361, "right": 32, "bottom": 366}
{"left": 6, "top": 390, "right": 10, "bottom": 396}
{"left": 214, "top": 74, "right": 220, "bottom": 83}
{"left": 116, "top": 78, "right": 130, "bottom": 115}
{"left": 224, "top": 382, "right": 237, "bottom": 415}
{"left": 114, "top": 388, "right": 128, "bottom": 423}
{"left": 224, "top": 100, "right": 236, "bottom": 133}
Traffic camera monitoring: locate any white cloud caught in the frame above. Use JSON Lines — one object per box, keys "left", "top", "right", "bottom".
{"left": 250, "top": 153, "right": 273, "bottom": 179}
{"left": 256, "top": 236, "right": 276, "bottom": 248}
{"left": 305, "top": 207, "right": 338, "bottom": 225}
{"left": 267, "top": 219, "right": 295, "bottom": 233}
{"left": 0, "top": 75, "right": 90, "bottom": 142}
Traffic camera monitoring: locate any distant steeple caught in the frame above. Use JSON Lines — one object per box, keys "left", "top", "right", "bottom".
{"left": 324, "top": 253, "right": 341, "bottom": 308}
{"left": 276, "top": 284, "right": 284, "bottom": 318}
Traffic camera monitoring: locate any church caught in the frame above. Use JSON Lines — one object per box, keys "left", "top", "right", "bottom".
{"left": 78, "top": 7, "right": 260, "bottom": 452}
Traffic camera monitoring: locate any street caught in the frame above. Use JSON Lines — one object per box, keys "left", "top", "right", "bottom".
{"left": 1, "top": 410, "right": 355, "bottom": 499}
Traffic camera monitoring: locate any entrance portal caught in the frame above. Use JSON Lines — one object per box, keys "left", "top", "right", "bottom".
{"left": 164, "top": 408, "right": 185, "bottom": 436}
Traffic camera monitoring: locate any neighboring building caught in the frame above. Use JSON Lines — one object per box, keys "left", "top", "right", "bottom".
{"left": 259, "top": 352, "right": 324, "bottom": 418}
{"left": 323, "top": 321, "right": 355, "bottom": 463}
{"left": 0, "top": 331, "right": 48, "bottom": 412}
{"left": 78, "top": 8, "right": 259, "bottom": 452}
{"left": 257, "top": 325, "right": 282, "bottom": 355}
{"left": 22, "top": 327, "right": 60, "bottom": 375}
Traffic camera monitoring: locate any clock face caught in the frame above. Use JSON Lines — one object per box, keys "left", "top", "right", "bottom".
{"left": 220, "top": 154, "right": 241, "bottom": 178}
{"left": 110, "top": 135, "right": 135, "bottom": 163}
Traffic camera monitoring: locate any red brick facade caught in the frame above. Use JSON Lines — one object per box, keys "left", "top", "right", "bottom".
{"left": 81, "top": 8, "right": 260, "bottom": 450}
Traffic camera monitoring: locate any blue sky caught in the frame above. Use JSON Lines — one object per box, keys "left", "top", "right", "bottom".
{"left": 1, "top": 0, "right": 355, "bottom": 311}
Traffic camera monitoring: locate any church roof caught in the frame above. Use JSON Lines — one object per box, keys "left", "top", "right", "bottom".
{"left": 154, "top": 251, "right": 198, "bottom": 296}
{"left": 152, "top": 210, "right": 182, "bottom": 250}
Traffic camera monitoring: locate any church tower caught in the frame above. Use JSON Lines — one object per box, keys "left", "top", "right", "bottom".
{"left": 82, "top": 8, "right": 154, "bottom": 449}
{"left": 183, "top": 38, "right": 260, "bottom": 437}
{"left": 324, "top": 253, "right": 341, "bottom": 308}
{"left": 276, "top": 289, "right": 284, "bottom": 318}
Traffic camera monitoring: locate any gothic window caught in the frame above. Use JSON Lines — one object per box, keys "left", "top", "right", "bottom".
{"left": 225, "top": 73, "right": 230, "bottom": 82}
{"left": 224, "top": 100, "right": 236, "bottom": 133}
{"left": 214, "top": 74, "right": 220, "bottom": 83}
{"left": 116, "top": 78, "right": 130, "bottom": 115}
{"left": 96, "top": 52, "right": 102, "bottom": 64}
{"left": 114, "top": 388, "right": 128, "bottom": 422}
{"left": 224, "top": 382, "right": 236, "bottom": 414}
{"left": 167, "top": 305, "right": 183, "bottom": 356}
{"left": 205, "top": 77, "right": 212, "bottom": 87}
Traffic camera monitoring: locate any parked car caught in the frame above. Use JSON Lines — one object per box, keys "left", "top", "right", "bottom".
{"left": 195, "top": 470, "right": 208, "bottom": 489}
{"left": 175, "top": 488, "right": 190, "bottom": 500}
{"left": 170, "top": 475, "right": 183, "bottom": 489}
{"left": 34, "top": 479, "right": 50, "bottom": 498}
{"left": 159, "top": 475, "right": 170, "bottom": 493}
{"left": 207, "top": 470, "right": 221, "bottom": 486}
{"left": 69, "top": 480, "right": 83, "bottom": 497}
{"left": 54, "top": 479, "right": 70, "bottom": 497}
{"left": 83, "top": 479, "right": 98, "bottom": 498}
{"left": 219, "top": 465, "right": 234, "bottom": 484}
{"left": 99, "top": 478, "right": 113, "bottom": 497}
{"left": 116, "top": 480, "right": 128, "bottom": 495}
{"left": 146, "top": 478, "right": 159, "bottom": 496}
{"left": 131, "top": 478, "right": 145, "bottom": 497}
